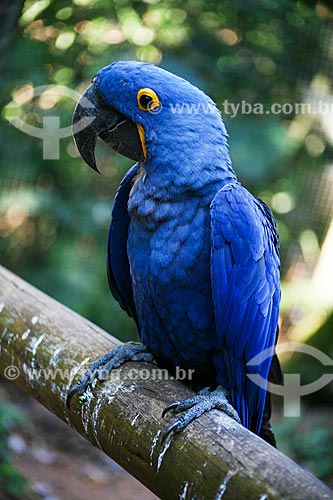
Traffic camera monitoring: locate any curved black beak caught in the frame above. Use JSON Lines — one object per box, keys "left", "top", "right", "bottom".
{"left": 72, "top": 84, "right": 144, "bottom": 172}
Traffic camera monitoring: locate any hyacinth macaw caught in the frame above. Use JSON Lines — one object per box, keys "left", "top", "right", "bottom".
{"left": 67, "top": 61, "right": 282, "bottom": 446}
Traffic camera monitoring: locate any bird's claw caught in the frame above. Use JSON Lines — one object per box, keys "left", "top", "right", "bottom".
{"left": 162, "top": 420, "right": 183, "bottom": 443}
{"left": 161, "top": 401, "right": 180, "bottom": 418}
{"left": 66, "top": 342, "right": 153, "bottom": 410}
{"left": 161, "top": 386, "right": 240, "bottom": 442}
{"left": 66, "top": 378, "right": 90, "bottom": 408}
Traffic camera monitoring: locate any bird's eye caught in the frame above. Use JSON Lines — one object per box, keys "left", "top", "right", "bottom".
{"left": 137, "top": 88, "right": 160, "bottom": 112}
{"left": 139, "top": 94, "right": 153, "bottom": 109}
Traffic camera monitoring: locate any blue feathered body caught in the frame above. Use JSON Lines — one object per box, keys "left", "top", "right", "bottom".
{"left": 101, "top": 61, "right": 281, "bottom": 435}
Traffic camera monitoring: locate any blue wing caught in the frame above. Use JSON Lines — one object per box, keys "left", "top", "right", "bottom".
{"left": 107, "top": 164, "right": 138, "bottom": 325}
{"left": 210, "top": 182, "right": 280, "bottom": 434}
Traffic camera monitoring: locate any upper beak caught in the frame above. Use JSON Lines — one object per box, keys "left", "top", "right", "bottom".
{"left": 72, "top": 84, "right": 144, "bottom": 172}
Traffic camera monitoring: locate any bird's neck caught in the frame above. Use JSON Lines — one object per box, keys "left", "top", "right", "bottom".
{"left": 140, "top": 120, "right": 237, "bottom": 195}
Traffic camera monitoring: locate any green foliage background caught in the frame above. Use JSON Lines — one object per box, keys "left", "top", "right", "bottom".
{"left": 1, "top": 0, "right": 332, "bottom": 339}
{"left": 0, "top": 0, "right": 332, "bottom": 493}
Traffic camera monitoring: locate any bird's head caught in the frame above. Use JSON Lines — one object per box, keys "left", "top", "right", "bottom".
{"left": 73, "top": 61, "right": 231, "bottom": 174}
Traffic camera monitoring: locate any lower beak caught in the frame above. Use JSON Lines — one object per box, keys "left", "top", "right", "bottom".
{"left": 72, "top": 84, "right": 144, "bottom": 172}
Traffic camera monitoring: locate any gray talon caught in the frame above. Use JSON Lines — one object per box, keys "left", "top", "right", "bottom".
{"left": 162, "top": 386, "right": 240, "bottom": 441}
{"left": 66, "top": 342, "right": 153, "bottom": 410}
{"left": 162, "top": 401, "right": 180, "bottom": 418}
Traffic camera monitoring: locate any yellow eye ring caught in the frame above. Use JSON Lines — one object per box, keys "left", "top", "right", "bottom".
{"left": 137, "top": 88, "right": 160, "bottom": 112}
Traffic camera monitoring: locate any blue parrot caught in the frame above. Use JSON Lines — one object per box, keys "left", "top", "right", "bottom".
{"left": 68, "top": 61, "right": 282, "bottom": 446}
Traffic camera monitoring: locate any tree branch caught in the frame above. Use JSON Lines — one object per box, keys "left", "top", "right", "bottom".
{"left": 0, "top": 265, "right": 331, "bottom": 500}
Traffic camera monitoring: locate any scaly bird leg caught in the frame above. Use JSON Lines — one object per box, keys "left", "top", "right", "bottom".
{"left": 162, "top": 386, "right": 240, "bottom": 442}
{"left": 66, "top": 342, "right": 154, "bottom": 409}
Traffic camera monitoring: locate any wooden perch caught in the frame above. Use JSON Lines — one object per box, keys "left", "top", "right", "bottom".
{"left": 0, "top": 264, "right": 331, "bottom": 500}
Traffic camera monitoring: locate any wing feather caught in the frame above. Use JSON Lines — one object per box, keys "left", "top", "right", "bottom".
{"left": 210, "top": 182, "right": 280, "bottom": 433}
{"left": 107, "top": 165, "right": 138, "bottom": 324}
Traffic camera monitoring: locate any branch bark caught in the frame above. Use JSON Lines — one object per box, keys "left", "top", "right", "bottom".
{"left": 0, "top": 265, "right": 331, "bottom": 500}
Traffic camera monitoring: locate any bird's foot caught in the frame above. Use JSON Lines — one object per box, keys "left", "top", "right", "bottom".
{"left": 162, "top": 386, "right": 240, "bottom": 441}
{"left": 66, "top": 342, "right": 154, "bottom": 410}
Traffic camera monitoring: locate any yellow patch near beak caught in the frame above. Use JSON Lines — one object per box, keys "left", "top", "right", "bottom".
{"left": 136, "top": 123, "right": 147, "bottom": 159}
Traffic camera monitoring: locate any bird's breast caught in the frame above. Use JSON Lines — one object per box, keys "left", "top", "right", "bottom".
{"left": 127, "top": 191, "right": 216, "bottom": 368}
